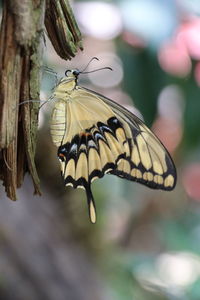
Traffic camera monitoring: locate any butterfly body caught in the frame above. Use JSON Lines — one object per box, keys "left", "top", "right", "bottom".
{"left": 50, "top": 70, "right": 176, "bottom": 223}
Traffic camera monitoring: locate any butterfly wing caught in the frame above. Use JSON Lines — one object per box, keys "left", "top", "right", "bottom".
{"left": 56, "top": 86, "right": 176, "bottom": 223}
{"left": 84, "top": 87, "right": 177, "bottom": 190}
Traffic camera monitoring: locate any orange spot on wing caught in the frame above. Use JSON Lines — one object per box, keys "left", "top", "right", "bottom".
{"left": 80, "top": 132, "right": 90, "bottom": 137}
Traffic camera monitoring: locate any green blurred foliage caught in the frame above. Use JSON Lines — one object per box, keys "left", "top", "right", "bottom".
{"left": 118, "top": 44, "right": 165, "bottom": 126}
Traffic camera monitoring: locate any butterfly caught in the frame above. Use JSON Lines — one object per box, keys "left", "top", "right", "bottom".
{"left": 50, "top": 67, "right": 176, "bottom": 223}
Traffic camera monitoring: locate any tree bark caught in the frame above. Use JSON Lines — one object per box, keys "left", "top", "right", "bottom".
{"left": 0, "top": 0, "right": 45, "bottom": 199}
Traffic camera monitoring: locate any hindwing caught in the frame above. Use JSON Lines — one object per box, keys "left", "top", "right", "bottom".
{"left": 57, "top": 116, "right": 127, "bottom": 223}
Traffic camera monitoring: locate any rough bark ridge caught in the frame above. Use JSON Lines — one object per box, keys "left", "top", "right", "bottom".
{"left": 45, "top": 0, "right": 83, "bottom": 59}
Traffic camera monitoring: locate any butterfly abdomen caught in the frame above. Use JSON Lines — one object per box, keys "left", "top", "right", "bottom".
{"left": 50, "top": 100, "right": 67, "bottom": 147}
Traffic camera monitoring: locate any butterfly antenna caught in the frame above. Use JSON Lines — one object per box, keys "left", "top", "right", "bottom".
{"left": 81, "top": 66, "right": 113, "bottom": 74}
{"left": 80, "top": 57, "right": 99, "bottom": 73}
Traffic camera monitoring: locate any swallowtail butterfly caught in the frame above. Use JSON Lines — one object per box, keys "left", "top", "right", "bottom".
{"left": 50, "top": 67, "right": 176, "bottom": 223}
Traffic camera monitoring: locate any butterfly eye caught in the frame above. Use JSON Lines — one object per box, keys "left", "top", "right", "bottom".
{"left": 72, "top": 69, "right": 80, "bottom": 76}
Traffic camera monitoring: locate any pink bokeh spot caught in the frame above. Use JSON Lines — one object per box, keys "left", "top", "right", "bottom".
{"left": 152, "top": 117, "right": 182, "bottom": 153}
{"left": 158, "top": 17, "right": 200, "bottom": 77}
{"left": 158, "top": 41, "right": 191, "bottom": 77}
{"left": 182, "top": 163, "right": 200, "bottom": 201}
{"left": 177, "top": 18, "right": 200, "bottom": 60}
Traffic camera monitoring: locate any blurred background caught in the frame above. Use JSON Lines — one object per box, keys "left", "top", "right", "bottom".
{"left": 1, "top": 0, "right": 200, "bottom": 299}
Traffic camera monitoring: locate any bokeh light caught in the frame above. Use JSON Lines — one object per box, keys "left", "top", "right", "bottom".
{"left": 75, "top": 1, "right": 122, "bottom": 40}
{"left": 152, "top": 85, "right": 184, "bottom": 152}
{"left": 158, "top": 40, "right": 192, "bottom": 77}
{"left": 158, "top": 17, "right": 200, "bottom": 78}
{"left": 156, "top": 252, "right": 200, "bottom": 287}
{"left": 121, "top": 0, "right": 177, "bottom": 47}
{"left": 177, "top": 18, "right": 200, "bottom": 60}
{"left": 157, "top": 85, "right": 184, "bottom": 122}
{"left": 182, "top": 163, "right": 200, "bottom": 200}
{"left": 87, "top": 52, "right": 123, "bottom": 88}
{"left": 179, "top": 0, "right": 200, "bottom": 16}
{"left": 134, "top": 252, "right": 200, "bottom": 290}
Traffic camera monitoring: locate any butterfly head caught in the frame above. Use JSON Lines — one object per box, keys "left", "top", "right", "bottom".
{"left": 65, "top": 69, "right": 80, "bottom": 79}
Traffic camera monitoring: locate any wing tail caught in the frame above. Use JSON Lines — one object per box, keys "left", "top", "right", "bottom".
{"left": 86, "top": 185, "right": 97, "bottom": 224}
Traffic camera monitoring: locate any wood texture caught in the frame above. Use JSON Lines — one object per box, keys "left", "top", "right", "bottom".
{"left": 0, "top": 0, "right": 45, "bottom": 199}
{"left": 45, "top": 0, "right": 83, "bottom": 60}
